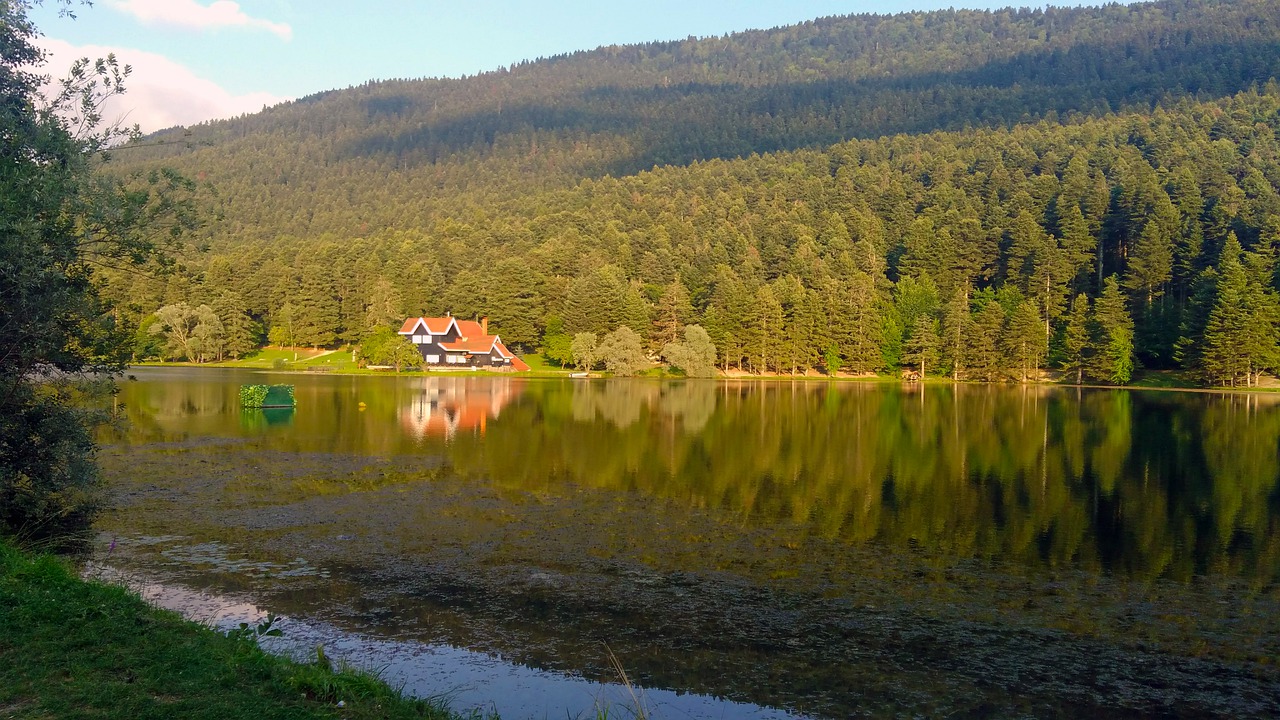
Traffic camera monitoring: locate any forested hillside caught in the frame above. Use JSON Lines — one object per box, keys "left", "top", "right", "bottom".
{"left": 110, "top": 0, "right": 1280, "bottom": 384}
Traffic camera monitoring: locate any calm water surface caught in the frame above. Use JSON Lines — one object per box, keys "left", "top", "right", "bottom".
{"left": 96, "top": 368, "right": 1280, "bottom": 718}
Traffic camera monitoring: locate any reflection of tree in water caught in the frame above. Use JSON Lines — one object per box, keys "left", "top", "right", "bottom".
{"left": 570, "top": 379, "right": 718, "bottom": 433}
{"left": 489, "top": 382, "right": 1280, "bottom": 583}
{"left": 570, "top": 380, "right": 660, "bottom": 429}
{"left": 109, "top": 373, "right": 1280, "bottom": 583}
{"left": 1197, "top": 392, "right": 1280, "bottom": 583}
{"left": 658, "top": 381, "right": 717, "bottom": 433}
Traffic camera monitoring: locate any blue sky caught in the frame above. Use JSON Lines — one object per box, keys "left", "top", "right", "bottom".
{"left": 29, "top": 1, "right": 1086, "bottom": 131}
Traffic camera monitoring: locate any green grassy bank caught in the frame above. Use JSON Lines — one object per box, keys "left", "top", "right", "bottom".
{"left": 0, "top": 541, "right": 485, "bottom": 720}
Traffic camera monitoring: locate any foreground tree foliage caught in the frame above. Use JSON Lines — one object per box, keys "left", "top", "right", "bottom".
{"left": 0, "top": 2, "right": 198, "bottom": 548}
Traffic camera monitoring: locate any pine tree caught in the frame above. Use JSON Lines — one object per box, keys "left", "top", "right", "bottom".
{"left": 364, "top": 278, "right": 405, "bottom": 332}
{"left": 1003, "top": 300, "right": 1045, "bottom": 382}
{"left": 844, "top": 271, "right": 881, "bottom": 374}
{"left": 967, "top": 300, "right": 1007, "bottom": 381}
{"left": 1201, "top": 236, "right": 1252, "bottom": 386}
{"left": 941, "top": 287, "right": 970, "bottom": 380}
{"left": 902, "top": 316, "right": 940, "bottom": 378}
{"left": 773, "top": 275, "right": 814, "bottom": 375}
{"left": 293, "top": 262, "right": 340, "bottom": 348}
{"left": 563, "top": 265, "right": 626, "bottom": 335}
{"left": 212, "top": 291, "right": 257, "bottom": 359}
{"left": 1056, "top": 202, "right": 1095, "bottom": 292}
{"left": 1241, "top": 246, "right": 1280, "bottom": 384}
{"left": 1093, "top": 276, "right": 1135, "bottom": 385}
{"left": 1062, "top": 293, "right": 1091, "bottom": 385}
{"left": 652, "top": 278, "right": 694, "bottom": 350}
{"left": 487, "top": 258, "right": 543, "bottom": 351}
{"left": 268, "top": 302, "right": 297, "bottom": 348}
{"left": 620, "top": 282, "right": 652, "bottom": 341}
{"left": 750, "top": 284, "right": 785, "bottom": 373}
{"left": 1123, "top": 220, "right": 1174, "bottom": 307}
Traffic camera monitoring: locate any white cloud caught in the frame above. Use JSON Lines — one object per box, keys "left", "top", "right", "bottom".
{"left": 36, "top": 37, "right": 291, "bottom": 132}
{"left": 109, "top": 0, "right": 293, "bottom": 41}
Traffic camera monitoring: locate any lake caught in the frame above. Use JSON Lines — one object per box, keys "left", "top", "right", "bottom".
{"left": 94, "top": 368, "right": 1280, "bottom": 718}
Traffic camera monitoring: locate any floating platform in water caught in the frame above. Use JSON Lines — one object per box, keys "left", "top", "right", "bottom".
{"left": 240, "top": 384, "right": 296, "bottom": 408}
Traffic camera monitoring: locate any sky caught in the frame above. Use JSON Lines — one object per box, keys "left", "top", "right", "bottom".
{"left": 28, "top": 0, "right": 1085, "bottom": 133}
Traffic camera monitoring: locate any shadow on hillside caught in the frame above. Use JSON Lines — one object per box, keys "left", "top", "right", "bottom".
{"left": 337, "top": 36, "right": 1280, "bottom": 179}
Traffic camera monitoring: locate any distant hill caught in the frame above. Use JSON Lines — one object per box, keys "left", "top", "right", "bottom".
{"left": 121, "top": 0, "right": 1280, "bottom": 242}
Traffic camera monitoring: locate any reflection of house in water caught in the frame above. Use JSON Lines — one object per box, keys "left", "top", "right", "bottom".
{"left": 399, "top": 377, "right": 523, "bottom": 440}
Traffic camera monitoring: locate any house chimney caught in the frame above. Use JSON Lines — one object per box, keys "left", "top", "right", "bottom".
{"left": 481, "top": 316, "right": 489, "bottom": 335}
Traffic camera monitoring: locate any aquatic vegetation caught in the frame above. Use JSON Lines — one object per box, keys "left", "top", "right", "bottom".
{"left": 240, "top": 385, "right": 296, "bottom": 408}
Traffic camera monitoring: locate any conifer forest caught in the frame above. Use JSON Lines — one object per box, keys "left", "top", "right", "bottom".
{"left": 109, "top": 0, "right": 1280, "bottom": 385}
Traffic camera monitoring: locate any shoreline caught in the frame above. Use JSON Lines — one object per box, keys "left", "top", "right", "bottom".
{"left": 0, "top": 540, "right": 492, "bottom": 720}
{"left": 124, "top": 361, "right": 1280, "bottom": 395}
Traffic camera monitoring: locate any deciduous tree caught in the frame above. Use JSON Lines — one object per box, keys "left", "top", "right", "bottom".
{"left": 662, "top": 325, "right": 718, "bottom": 377}
{"left": 597, "top": 326, "right": 648, "bottom": 377}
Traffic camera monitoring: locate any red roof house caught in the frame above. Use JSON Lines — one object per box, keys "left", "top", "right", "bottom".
{"left": 399, "top": 315, "right": 529, "bottom": 371}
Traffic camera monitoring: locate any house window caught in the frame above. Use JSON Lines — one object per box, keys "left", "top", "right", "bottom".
{"left": 446, "top": 354, "right": 464, "bottom": 364}
{"left": 426, "top": 355, "right": 440, "bottom": 364}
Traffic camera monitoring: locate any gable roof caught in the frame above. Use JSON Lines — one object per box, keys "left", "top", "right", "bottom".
{"left": 399, "top": 316, "right": 457, "bottom": 335}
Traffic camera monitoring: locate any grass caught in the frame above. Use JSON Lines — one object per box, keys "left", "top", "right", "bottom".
{"left": 0, "top": 539, "right": 490, "bottom": 720}
{"left": 1126, "top": 370, "right": 1199, "bottom": 389}
{"left": 139, "top": 349, "right": 580, "bottom": 377}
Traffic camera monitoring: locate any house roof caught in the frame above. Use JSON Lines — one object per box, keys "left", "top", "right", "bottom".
{"left": 399, "top": 317, "right": 456, "bottom": 335}
{"left": 454, "top": 319, "right": 485, "bottom": 338}
{"left": 439, "top": 337, "right": 498, "bottom": 354}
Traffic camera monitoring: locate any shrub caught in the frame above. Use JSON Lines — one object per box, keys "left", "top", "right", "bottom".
{"left": 0, "top": 382, "right": 104, "bottom": 551}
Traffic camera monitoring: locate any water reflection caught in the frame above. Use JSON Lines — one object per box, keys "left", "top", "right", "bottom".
{"left": 399, "top": 377, "right": 522, "bottom": 439}
{"left": 107, "top": 371, "right": 1280, "bottom": 584}
{"left": 98, "top": 370, "right": 1280, "bottom": 718}
{"left": 240, "top": 407, "right": 295, "bottom": 430}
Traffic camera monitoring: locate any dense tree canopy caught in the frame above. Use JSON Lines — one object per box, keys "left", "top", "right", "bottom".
{"left": 95, "top": 0, "right": 1280, "bottom": 385}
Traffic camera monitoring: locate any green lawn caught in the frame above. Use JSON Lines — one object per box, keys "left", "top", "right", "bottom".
{"left": 0, "top": 541, "right": 488, "bottom": 720}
